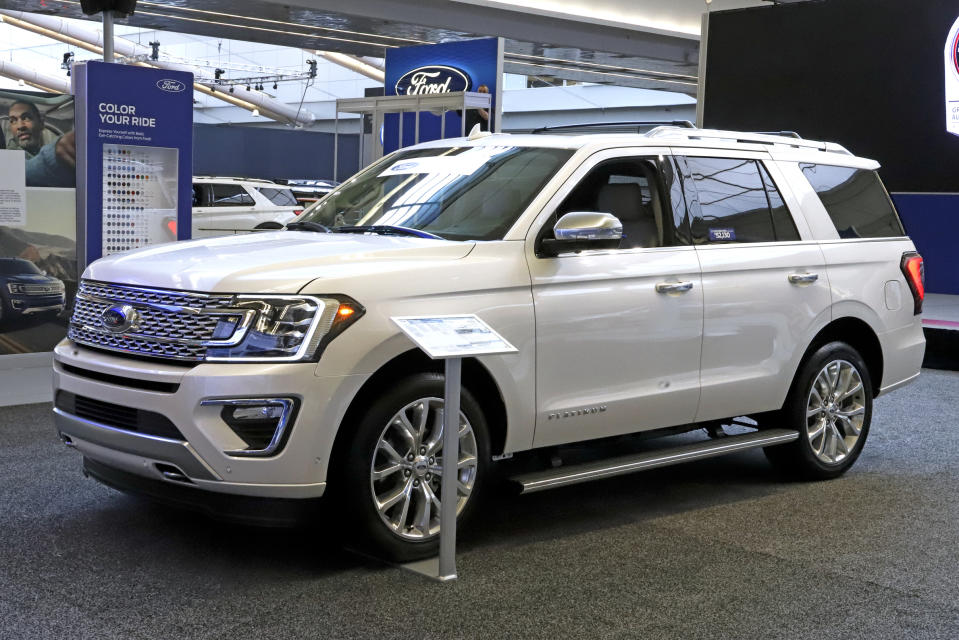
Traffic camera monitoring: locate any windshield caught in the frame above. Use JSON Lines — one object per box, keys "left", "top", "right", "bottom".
{"left": 297, "top": 145, "right": 573, "bottom": 241}
{"left": 0, "top": 259, "right": 42, "bottom": 275}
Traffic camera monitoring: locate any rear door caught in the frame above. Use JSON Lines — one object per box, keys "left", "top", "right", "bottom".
{"left": 676, "top": 150, "right": 832, "bottom": 421}
{"left": 192, "top": 182, "right": 257, "bottom": 238}
{"left": 527, "top": 148, "right": 704, "bottom": 448}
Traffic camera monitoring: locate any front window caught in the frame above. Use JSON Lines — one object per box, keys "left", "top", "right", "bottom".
{"left": 0, "top": 259, "right": 41, "bottom": 275}
{"left": 298, "top": 146, "right": 573, "bottom": 241}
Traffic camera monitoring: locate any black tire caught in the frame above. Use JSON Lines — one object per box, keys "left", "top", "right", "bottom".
{"left": 764, "top": 341, "right": 873, "bottom": 480}
{"left": 335, "top": 373, "right": 490, "bottom": 562}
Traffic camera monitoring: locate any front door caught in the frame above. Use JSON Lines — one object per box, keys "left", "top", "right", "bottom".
{"left": 527, "top": 149, "right": 703, "bottom": 448}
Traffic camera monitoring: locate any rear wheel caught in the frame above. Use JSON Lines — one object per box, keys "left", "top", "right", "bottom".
{"left": 765, "top": 341, "right": 872, "bottom": 479}
{"left": 336, "top": 373, "right": 489, "bottom": 562}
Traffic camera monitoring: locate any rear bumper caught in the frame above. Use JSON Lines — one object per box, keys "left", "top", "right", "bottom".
{"left": 82, "top": 457, "right": 322, "bottom": 528}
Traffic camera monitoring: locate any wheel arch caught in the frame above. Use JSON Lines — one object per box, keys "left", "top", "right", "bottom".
{"left": 796, "top": 316, "right": 884, "bottom": 398}
{"left": 328, "top": 348, "right": 509, "bottom": 476}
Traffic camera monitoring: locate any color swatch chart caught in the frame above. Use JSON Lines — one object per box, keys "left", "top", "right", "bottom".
{"left": 101, "top": 144, "right": 178, "bottom": 256}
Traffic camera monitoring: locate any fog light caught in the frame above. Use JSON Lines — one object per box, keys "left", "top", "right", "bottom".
{"left": 200, "top": 398, "right": 297, "bottom": 457}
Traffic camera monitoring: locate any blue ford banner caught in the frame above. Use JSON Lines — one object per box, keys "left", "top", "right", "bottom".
{"left": 73, "top": 61, "right": 193, "bottom": 267}
{"left": 384, "top": 38, "right": 503, "bottom": 154}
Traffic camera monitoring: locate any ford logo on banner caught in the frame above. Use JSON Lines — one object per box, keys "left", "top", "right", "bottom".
{"left": 395, "top": 65, "right": 471, "bottom": 96}
{"left": 156, "top": 79, "right": 187, "bottom": 93}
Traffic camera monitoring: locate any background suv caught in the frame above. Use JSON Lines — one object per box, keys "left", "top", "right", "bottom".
{"left": 0, "top": 257, "right": 65, "bottom": 324}
{"left": 191, "top": 176, "right": 302, "bottom": 238}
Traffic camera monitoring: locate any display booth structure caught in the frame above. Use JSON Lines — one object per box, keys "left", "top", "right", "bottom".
{"left": 334, "top": 91, "right": 493, "bottom": 175}
{"left": 391, "top": 314, "right": 516, "bottom": 582}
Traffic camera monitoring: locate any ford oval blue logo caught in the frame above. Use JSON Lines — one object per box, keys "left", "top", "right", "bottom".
{"left": 156, "top": 79, "right": 186, "bottom": 93}
{"left": 100, "top": 304, "right": 139, "bottom": 333}
{"left": 395, "top": 66, "right": 471, "bottom": 96}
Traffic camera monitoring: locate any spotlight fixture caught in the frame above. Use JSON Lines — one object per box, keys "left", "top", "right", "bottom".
{"left": 229, "top": 86, "right": 234, "bottom": 93}
{"left": 273, "top": 82, "right": 278, "bottom": 90}
{"left": 246, "top": 84, "right": 251, "bottom": 91}
{"left": 307, "top": 59, "right": 317, "bottom": 79}
{"left": 214, "top": 68, "right": 224, "bottom": 81}
{"left": 251, "top": 108, "right": 260, "bottom": 117}
{"left": 149, "top": 40, "right": 160, "bottom": 61}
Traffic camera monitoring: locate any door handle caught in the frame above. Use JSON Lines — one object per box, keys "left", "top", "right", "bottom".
{"left": 656, "top": 281, "right": 694, "bottom": 294}
{"left": 788, "top": 272, "right": 819, "bottom": 285}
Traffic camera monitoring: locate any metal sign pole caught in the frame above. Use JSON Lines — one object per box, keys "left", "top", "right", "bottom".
{"left": 438, "top": 356, "right": 462, "bottom": 581}
{"left": 102, "top": 11, "right": 114, "bottom": 62}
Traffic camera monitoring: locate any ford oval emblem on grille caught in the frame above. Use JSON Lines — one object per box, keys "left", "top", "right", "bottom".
{"left": 100, "top": 305, "right": 139, "bottom": 333}
{"left": 395, "top": 65, "right": 471, "bottom": 96}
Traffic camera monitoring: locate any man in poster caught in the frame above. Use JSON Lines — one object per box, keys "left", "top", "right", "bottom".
{"left": 6, "top": 100, "right": 76, "bottom": 187}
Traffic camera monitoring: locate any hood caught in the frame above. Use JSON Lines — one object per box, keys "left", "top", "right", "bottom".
{"left": 82, "top": 231, "right": 476, "bottom": 293}
{"left": 4, "top": 273, "right": 59, "bottom": 285}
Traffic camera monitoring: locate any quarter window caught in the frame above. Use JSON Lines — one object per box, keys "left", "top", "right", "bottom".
{"left": 684, "top": 157, "right": 797, "bottom": 244}
{"left": 800, "top": 164, "right": 904, "bottom": 238}
{"left": 210, "top": 184, "right": 254, "bottom": 207}
{"left": 257, "top": 187, "right": 298, "bottom": 206}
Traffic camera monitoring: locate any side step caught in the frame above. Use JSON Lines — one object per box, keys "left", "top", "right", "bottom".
{"left": 512, "top": 428, "right": 799, "bottom": 494}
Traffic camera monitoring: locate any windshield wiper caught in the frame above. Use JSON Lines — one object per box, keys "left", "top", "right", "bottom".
{"left": 286, "top": 221, "right": 331, "bottom": 233}
{"left": 331, "top": 225, "right": 444, "bottom": 240}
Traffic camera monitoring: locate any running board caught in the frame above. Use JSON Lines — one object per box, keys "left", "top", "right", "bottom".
{"left": 513, "top": 428, "right": 799, "bottom": 494}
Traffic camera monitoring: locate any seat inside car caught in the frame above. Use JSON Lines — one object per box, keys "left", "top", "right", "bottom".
{"left": 596, "top": 182, "right": 660, "bottom": 249}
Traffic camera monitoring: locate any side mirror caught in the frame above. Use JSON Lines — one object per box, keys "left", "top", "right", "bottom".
{"left": 539, "top": 212, "right": 623, "bottom": 256}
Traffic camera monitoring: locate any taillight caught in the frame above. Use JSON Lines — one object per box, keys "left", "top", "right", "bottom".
{"left": 293, "top": 209, "right": 303, "bottom": 217}
{"left": 900, "top": 252, "right": 924, "bottom": 315}
{"left": 166, "top": 219, "right": 177, "bottom": 238}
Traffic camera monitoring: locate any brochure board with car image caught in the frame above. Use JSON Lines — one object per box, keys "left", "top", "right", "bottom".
{"left": 73, "top": 61, "right": 193, "bottom": 267}
{"left": 0, "top": 89, "right": 77, "bottom": 356}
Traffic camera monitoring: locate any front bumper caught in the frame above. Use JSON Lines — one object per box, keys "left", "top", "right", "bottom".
{"left": 7, "top": 293, "right": 65, "bottom": 315}
{"left": 53, "top": 341, "right": 368, "bottom": 499}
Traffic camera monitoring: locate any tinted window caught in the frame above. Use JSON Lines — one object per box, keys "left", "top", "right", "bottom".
{"left": 685, "top": 157, "right": 778, "bottom": 244}
{"left": 210, "top": 184, "right": 254, "bottom": 207}
{"left": 760, "top": 162, "right": 800, "bottom": 241}
{"left": 257, "top": 187, "right": 298, "bottom": 206}
{"left": 554, "top": 156, "right": 688, "bottom": 249}
{"left": 800, "top": 164, "right": 904, "bottom": 238}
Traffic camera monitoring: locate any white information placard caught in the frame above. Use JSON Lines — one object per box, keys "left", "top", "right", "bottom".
{"left": 391, "top": 314, "right": 518, "bottom": 359}
{"left": 0, "top": 150, "right": 27, "bottom": 227}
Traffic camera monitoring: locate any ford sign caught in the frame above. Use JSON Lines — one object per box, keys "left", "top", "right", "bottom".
{"left": 156, "top": 79, "right": 187, "bottom": 93}
{"left": 395, "top": 65, "right": 471, "bottom": 96}
{"left": 100, "top": 304, "right": 139, "bottom": 334}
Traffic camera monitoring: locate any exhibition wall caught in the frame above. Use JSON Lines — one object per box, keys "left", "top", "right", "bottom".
{"left": 193, "top": 125, "right": 360, "bottom": 182}
{"left": 702, "top": 0, "right": 959, "bottom": 294}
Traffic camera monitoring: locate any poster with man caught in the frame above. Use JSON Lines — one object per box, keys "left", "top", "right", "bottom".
{"left": 0, "top": 90, "right": 78, "bottom": 355}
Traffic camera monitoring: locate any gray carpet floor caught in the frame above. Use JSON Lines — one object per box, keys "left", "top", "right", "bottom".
{"left": 2, "top": 369, "right": 959, "bottom": 639}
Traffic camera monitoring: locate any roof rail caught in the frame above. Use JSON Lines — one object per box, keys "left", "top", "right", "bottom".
{"left": 753, "top": 131, "right": 802, "bottom": 139}
{"left": 645, "top": 128, "right": 851, "bottom": 155}
{"left": 531, "top": 120, "right": 696, "bottom": 134}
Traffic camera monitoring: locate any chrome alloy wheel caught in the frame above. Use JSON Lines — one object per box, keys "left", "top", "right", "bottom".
{"left": 805, "top": 359, "right": 866, "bottom": 465}
{"left": 369, "top": 397, "right": 478, "bottom": 541}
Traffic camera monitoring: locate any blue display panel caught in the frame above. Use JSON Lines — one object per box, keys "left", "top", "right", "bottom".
{"left": 383, "top": 38, "right": 502, "bottom": 154}
{"left": 893, "top": 193, "right": 959, "bottom": 295}
{"left": 74, "top": 62, "right": 193, "bottom": 267}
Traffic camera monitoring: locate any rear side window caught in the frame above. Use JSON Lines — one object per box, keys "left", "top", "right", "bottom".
{"left": 683, "top": 157, "right": 798, "bottom": 244}
{"left": 210, "top": 184, "right": 254, "bottom": 206}
{"left": 257, "top": 187, "right": 298, "bottom": 206}
{"left": 800, "top": 164, "right": 904, "bottom": 238}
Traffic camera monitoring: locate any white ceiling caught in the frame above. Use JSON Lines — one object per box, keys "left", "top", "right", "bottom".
{"left": 452, "top": 0, "right": 775, "bottom": 38}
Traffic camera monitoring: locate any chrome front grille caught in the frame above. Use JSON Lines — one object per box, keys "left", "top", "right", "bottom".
{"left": 20, "top": 284, "right": 63, "bottom": 295}
{"left": 68, "top": 280, "right": 249, "bottom": 362}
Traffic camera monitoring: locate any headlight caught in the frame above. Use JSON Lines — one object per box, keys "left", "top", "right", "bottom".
{"left": 7, "top": 283, "right": 25, "bottom": 294}
{"left": 205, "top": 295, "right": 363, "bottom": 362}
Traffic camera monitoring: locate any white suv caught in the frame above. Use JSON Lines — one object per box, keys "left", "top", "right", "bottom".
{"left": 53, "top": 128, "right": 925, "bottom": 561}
{"left": 191, "top": 176, "right": 301, "bottom": 238}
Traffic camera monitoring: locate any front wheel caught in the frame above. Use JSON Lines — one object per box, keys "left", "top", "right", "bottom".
{"left": 765, "top": 341, "right": 873, "bottom": 480}
{"left": 336, "top": 373, "right": 490, "bottom": 562}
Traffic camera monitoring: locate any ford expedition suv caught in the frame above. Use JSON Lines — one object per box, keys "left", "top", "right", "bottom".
{"left": 0, "top": 258, "right": 66, "bottom": 324}
{"left": 52, "top": 127, "right": 925, "bottom": 561}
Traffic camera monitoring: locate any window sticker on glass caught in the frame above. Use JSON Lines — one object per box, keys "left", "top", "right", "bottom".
{"left": 708, "top": 228, "right": 736, "bottom": 241}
